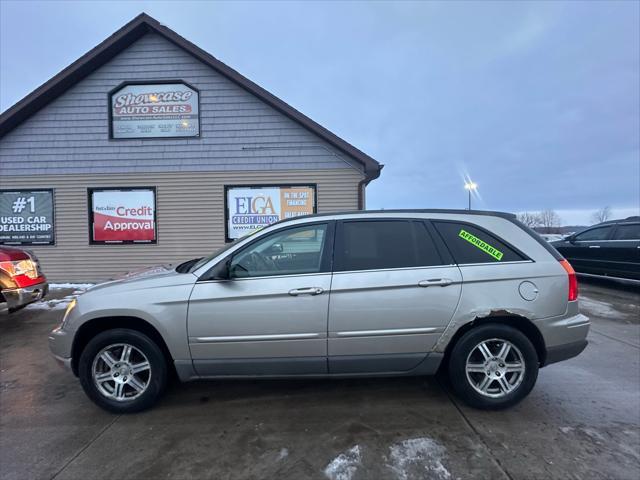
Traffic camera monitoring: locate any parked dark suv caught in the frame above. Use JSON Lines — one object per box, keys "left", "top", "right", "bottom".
{"left": 551, "top": 217, "right": 640, "bottom": 280}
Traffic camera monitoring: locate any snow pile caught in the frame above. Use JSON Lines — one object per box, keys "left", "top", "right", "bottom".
{"left": 324, "top": 445, "right": 361, "bottom": 480}
{"left": 386, "top": 437, "right": 451, "bottom": 480}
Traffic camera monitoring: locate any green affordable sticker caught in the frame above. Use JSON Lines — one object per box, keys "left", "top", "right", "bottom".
{"left": 458, "top": 229, "right": 504, "bottom": 261}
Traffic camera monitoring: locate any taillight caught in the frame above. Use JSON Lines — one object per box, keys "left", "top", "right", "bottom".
{"left": 559, "top": 259, "right": 578, "bottom": 301}
{"left": 0, "top": 259, "right": 40, "bottom": 288}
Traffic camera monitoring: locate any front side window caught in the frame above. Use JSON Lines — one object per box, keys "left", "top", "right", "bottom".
{"left": 334, "top": 220, "right": 443, "bottom": 272}
{"left": 574, "top": 226, "right": 613, "bottom": 242}
{"left": 230, "top": 223, "right": 327, "bottom": 278}
{"left": 433, "top": 221, "right": 526, "bottom": 264}
{"left": 612, "top": 224, "right": 640, "bottom": 241}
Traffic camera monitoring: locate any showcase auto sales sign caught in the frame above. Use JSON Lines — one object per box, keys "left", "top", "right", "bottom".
{"left": 110, "top": 82, "right": 199, "bottom": 139}
{"left": 91, "top": 190, "right": 156, "bottom": 243}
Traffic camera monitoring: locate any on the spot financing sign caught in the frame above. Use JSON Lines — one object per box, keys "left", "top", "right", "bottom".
{"left": 226, "top": 185, "right": 316, "bottom": 241}
{"left": 110, "top": 82, "right": 199, "bottom": 139}
{"left": 90, "top": 188, "right": 156, "bottom": 244}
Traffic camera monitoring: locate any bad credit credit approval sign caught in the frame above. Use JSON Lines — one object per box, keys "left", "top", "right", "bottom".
{"left": 90, "top": 188, "right": 156, "bottom": 243}
{"left": 226, "top": 185, "right": 316, "bottom": 241}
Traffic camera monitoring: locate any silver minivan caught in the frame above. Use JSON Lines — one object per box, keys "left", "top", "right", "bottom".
{"left": 49, "top": 210, "right": 590, "bottom": 412}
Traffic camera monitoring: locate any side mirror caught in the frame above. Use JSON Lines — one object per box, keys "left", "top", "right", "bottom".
{"left": 211, "top": 258, "right": 232, "bottom": 280}
{"left": 568, "top": 235, "right": 576, "bottom": 244}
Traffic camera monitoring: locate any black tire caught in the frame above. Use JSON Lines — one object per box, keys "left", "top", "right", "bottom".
{"left": 448, "top": 323, "right": 539, "bottom": 410}
{"left": 78, "top": 328, "right": 167, "bottom": 413}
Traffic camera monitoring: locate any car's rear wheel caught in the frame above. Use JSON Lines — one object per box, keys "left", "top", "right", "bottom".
{"left": 78, "top": 328, "right": 167, "bottom": 413}
{"left": 448, "top": 324, "right": 539, "bottom": 409}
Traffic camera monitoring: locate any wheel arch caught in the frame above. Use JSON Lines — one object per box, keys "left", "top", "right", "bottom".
{"left": 440, "top": 314, "right": 547, "bottom": 371}
{"left": 71, "top": 316, "right": 175, "bottom": 377}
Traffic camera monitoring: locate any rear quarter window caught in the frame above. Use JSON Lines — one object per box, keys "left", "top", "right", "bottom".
{"left": 433, "top": 221, "right": 527, "bottom": 264}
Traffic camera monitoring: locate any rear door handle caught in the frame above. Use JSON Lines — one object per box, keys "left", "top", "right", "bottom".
{"left": 288, "top": 287, "right": 324, "bottom": 296}
{"left": 418, "top": 278, "right": 453, "bottom": 287}
{"left": 588, "top": 245, "right": 601, "bottom": 249}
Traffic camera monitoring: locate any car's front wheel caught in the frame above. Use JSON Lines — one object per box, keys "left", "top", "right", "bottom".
{"left": 78, "top": 328, "right": 167, "bottom": 413}
{"left": 448, "top": 323, "right": 539, "bottom": 409}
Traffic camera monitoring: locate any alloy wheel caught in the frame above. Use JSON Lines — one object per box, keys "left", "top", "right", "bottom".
{"left": 465, "top": 338, "right": 526, "bottom": 398}
{"left": 91, "top": 343, "right": 151, "bottom": 401}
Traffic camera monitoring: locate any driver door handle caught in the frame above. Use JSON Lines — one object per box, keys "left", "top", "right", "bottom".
{"left": 418, "top": 278, "right": 453, "bottom": 287}
{"left": 288, "top": 287, "right": 324, "bottom": 296}
{"left": 588, "top": 245, "right": 601, "bottom": 249}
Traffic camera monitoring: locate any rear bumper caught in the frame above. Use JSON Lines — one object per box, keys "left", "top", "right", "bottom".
{"left": 544, "top": 339, "right": 588, "bottom": 366}
{"left": 2, "top": 282, "right": 48, "bottom": 312}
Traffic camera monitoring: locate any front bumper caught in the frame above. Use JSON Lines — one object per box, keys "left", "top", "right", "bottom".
{"left": 2, "top": 282, "right": 48, "bottom": 312}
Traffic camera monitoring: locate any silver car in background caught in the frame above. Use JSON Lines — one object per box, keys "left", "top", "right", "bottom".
{"left": 49, "top": 210, "right": 589, "bottom": 412}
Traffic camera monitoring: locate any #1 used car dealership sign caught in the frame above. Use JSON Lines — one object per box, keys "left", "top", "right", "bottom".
{"left": 0, "top": 190, "right": 55, "bottom": 245}
{"left": 110, "top": 81, "right": 199, "bottom": 139}
{"left": 89, "top": 188, "right": 157, "bottom": 244}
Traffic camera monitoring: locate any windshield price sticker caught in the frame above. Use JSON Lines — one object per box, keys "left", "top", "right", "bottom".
{"left": 458, "top": 229, "right": 504, "bottom": 261}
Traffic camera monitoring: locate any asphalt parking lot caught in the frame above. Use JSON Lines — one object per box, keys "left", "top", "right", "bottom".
{"left": 1, "top": 280, "right": 638, "bottom": 480}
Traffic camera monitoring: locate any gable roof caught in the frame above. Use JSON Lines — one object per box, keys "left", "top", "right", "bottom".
{"left": 0, "top": 13, "right": 382, "bottom": 182}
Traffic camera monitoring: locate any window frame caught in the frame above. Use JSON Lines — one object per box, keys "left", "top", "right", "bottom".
{"left": 430, "top": 219, "right": 532, "bottom": 266}
{"left": 333, "top": 218, "right": 447, "bottom": 273}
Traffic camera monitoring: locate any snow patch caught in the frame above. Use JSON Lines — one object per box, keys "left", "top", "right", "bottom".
{"left": 49, "top": 283, "right": 95, "bottom": 290}
{"left": 25, "top": 295, "right": 76, "bottom": 311}
{"left": 579, "top": 296, "right": 620, "bottom": 318}
{"left": 25, "top": 284, "right": 93, "bottom": 311}
{"left": 278, "top": 448, "right": 289, "bottom": 460}
{"left": 386, "top": 437, "right": 450, "bottom": 480}
{"left": 324, "top": 445, "right": 361, "bottom": 480}
{"left": 559, "top": 426, "right": 574, "bottom": 434}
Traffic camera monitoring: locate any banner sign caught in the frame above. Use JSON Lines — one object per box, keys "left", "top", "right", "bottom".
{"left": 110, "top": 82, "right": 199, "bottom": 139}
{"left": 225, "top": 185, "right": 316, "bottom": 241}
{"left": 0, "top": 189, "right": 55, "bottom": 245}
{"left": 89, "top": 188, "right": 156, "bottom": 244}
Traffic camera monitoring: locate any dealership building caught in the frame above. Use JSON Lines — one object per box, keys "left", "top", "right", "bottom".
{"left": 0, "top": 14, "right": 382, "bottom": 281}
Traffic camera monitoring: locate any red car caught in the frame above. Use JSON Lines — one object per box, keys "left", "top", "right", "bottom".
{"left": 0, "top": 246, "right": 48, "bottom": 312}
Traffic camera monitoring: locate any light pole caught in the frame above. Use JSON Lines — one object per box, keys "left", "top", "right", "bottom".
{"left": 464, "top": 181, "right": 477, "bottom": 210}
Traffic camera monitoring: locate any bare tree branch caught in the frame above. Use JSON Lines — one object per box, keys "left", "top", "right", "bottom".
{"left": 590, "top": 206, "right": 612, "bottom": 224}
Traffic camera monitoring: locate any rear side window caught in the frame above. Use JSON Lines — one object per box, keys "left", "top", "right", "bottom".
{"left": 335, "top": 220, "right": 443, "bottom": 272}
{"left": 612, "top": 224, "right": 640, "bottom": 241}
{"left": 433, "top": 221, "right": 527, "bottom": 264}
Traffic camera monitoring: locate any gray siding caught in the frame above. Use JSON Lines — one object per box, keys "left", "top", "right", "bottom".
{"left": 7, "top": 169, "right": 362, "bottom": 282}
{"left": 0, "top": 33, "right": 363, "bottom": 176}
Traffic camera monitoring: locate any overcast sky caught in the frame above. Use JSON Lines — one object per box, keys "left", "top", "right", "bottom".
{"left": 1, "top": 0, "right": 638, "bottom": 225}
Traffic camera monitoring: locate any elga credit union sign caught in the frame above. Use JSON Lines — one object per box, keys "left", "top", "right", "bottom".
{"left": 226, "top": 185, "right": 316, "bottom": 241}
{"left": 110, "top": 82, "right": 199, "bottom": 139}
{"left": 89, "top": 188, "right": 156, "bottom": 244}
{"left": 0, "top": 190, "right": 55, "bottom": 245}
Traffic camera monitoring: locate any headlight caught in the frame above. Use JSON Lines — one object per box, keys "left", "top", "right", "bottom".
{"left": 60, "top": 299, "right": 77, "bottom": 330}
